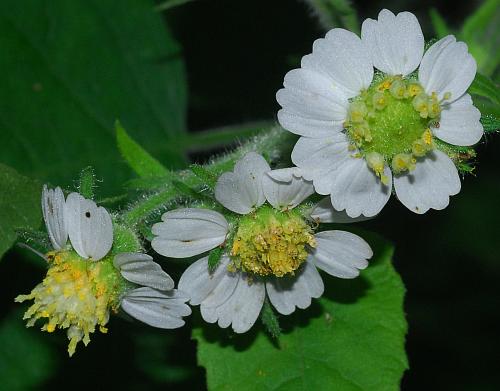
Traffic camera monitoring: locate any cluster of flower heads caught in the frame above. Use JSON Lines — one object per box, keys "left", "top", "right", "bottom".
{"left": 151, "top": 153, "right": 372, "bottom": 332}
{"left": 16, "top": 9, "right": 485, "bottom": 355}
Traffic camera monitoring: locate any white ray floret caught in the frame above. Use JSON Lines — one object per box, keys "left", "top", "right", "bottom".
{"left": 42, "top": 185, "right": 68, "bottom": 250}
{"left": 214, "top": 152, "right": 270, "bottom": 214}
{"left": 64, "top": 192, "right": 113, "bottom": 260}
{"left": 151, "top": 208, "right": 229, "bottom": 258}
{"left": 120, "top": 287, "right": 191, "bottom": 329}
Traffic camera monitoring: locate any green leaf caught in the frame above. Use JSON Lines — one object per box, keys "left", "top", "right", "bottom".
{"left": 468, "top": 73, "right": 500, "bottom": 106}
{"left": 460, "top": 0, "right": 500, "bottom": 76}
{"left": 481, "top": 114, "right": 500, "bottom": 132}
{"left": 190, "top": 164, "right": 218, "bottom": 190}
{"left": 303, "top": 0, "right": 359, "bottom": 34}
{"left": 429, "top": 8, "right": 451, "bottom": 38}
{"left": 78, "top": 166, "right": 96, "bottom": 199}
{"left": 194, "top": 234, "right": 408, "bottom": 391}
{"left": 0, "top": 0, "right": 187, "bottom": 194}
{"left": 0, "top": 164, "right": 42, "bottom": 259}
{"left": 260, "top": 299, "right": 281, "bottom": 340}
{"left": 208, "top": 247, "right": 224, "bottom": 271}
{"left": 171, "top": 179, "right": 211, "bottom": 202}
{"left": 0, "top": 310, "right": 57, "bottom": 390}
{"left": 16, "top": 228, "right": 52, "bottom": 257}
{"left": 116, "top": 121, "right": 170, "bottom": 178}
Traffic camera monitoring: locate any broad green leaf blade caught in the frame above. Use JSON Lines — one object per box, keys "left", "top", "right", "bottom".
{"left": 0, "top": 0, "right": 187, "bottom": 194}
{"left": 468, "top": 73, "right": 500, "bottom": 106}
{"left": 116, "top": 121, "right": 169, "bottom": 178}
{"left": 0, "top": 164, "right": 41, "bottom": 259}
{"left": 194, "top": 234, "right": 408, "bottom": 391}
{"left": 0, "top": 311, "right": 57, "bottom": 390}
{"left": 460, "top": 0, "right": 500, "bottom": 76}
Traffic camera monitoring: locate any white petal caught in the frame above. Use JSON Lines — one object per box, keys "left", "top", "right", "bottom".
{"left": 201, "top": 266, "right": 239, "bottom": 308}
{"left": 41, "top": 185, "right": 68, "bottom": 250}
{"left": 276, "top": 72, "right": 349, "bottom": 122}
{"left": 394, "top": 150, "right": 461, "bottom": 214}
{"left": 301, "top": 28, "right": 373, "bottom": 98}
{"left": 113, "top": 253, "right": 174, "bottom": 291}
{"left": 266, "top": 262, "right": 324, "bottom": 315}
{"left": 151, "top": 208, "right": 228, "bottom": 258}
{"left": 418, "top": 35, "right": 476, "bottom": 102}
{"left": 178, "top": 255, "right": 233, "bottom": 306}
{"left": 215, "top": 152, "right": 270, "bottom": 214}
{"left": 328, "top": 157, "right": 392, "bottom": 218}
{"left": 432, "top": 94, "right": 483, "bottom": 146}
{"left": 310, "top": 197, "right": 374, "bottom": 223}
{"left": 291, "top": 134, "right": 352, "bottom": 194}
{"left": 121, "top": 287, "right": 191, "bottom": 329}
{"left": 200, "top": 275, "right": 265, "bottom": 334}
{"left": 262, "top": 169, "right": 315, "bottom": 210}
{"left": 65, "top": 193, "right": 113, "bottom": 260}
{"left": 266, "top": 167, "right": 304, "bottom": 182}
{"left": 278, "top": 110, "right": 343, "bottom": 138}
{"left": 276, "top": 67, "right": 349, "bottom": 138}
{"left": 309, "top": 230, "right": 372, "bottom": 278}
{"left": 361, "top": 9, "right": 424, "bottom": 76}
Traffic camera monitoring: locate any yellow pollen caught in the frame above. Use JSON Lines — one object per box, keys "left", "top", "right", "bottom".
{"left": 365, "top": 152, "right": 388, "bottom": 184}
{"left": 423, "top": 129, "right": 433, "bottom": 145}
{"left": 391, "top": 153, "right": 416, "bottom": 174}
{"left": 377, "top": 78, "right": 393, "bottom": 91}
{"left": 15, "top": 251, "right": 122, "bottom": 357}
{"left": 230, "top": 208, "right": 315, "bottom": 277}
{"left": 389, "top": 79, "right": 406, "bottom": 99}
{"left": 406, "top": 83, "right": 423, "bottom": 98}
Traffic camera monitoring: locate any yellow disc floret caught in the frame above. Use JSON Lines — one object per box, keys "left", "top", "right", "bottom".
{"left": 230, "top": 206, "right": 316, "bottom": 277}
{"left": 15, "top": 251, "right": 125, "bottom": 356}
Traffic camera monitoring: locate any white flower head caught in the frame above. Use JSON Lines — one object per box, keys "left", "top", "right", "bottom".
{"left": 152, "top": 153, "right": 372, "bottom": 333}
{"left": 17, "top": 186, "right": 190, "bottom": 356}
{"left": 277, "top": 9, "right": 484, "bottom": 217}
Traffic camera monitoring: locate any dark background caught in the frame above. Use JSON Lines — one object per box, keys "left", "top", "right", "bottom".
{"left": 1, "top": 0, "right": 498, "bottom": 390}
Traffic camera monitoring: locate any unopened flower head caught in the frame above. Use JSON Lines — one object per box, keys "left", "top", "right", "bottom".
{"left": 277, "top": 9, "right": 484, "bottom": 217}
{"left": 151, "top": 153, "right": 372, "bottom": 333}
{"left": 16, "top": 186, "right": 190, "bottom": 356}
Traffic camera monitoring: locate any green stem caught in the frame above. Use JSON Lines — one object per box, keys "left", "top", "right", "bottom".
{"left": 122, "top": 126, "right": 295, "bottom": 226}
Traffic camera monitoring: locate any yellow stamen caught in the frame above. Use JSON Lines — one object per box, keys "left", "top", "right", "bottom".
{"left": 231, "top": 208, "right": 315, "bottom": 277}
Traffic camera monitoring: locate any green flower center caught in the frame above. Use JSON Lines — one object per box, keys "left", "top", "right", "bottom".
{"left": 230, "top": 206, "right": 315, "bottom": 277}
{"left": 345, "top": 76, "right": 447, "bottom": 182}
